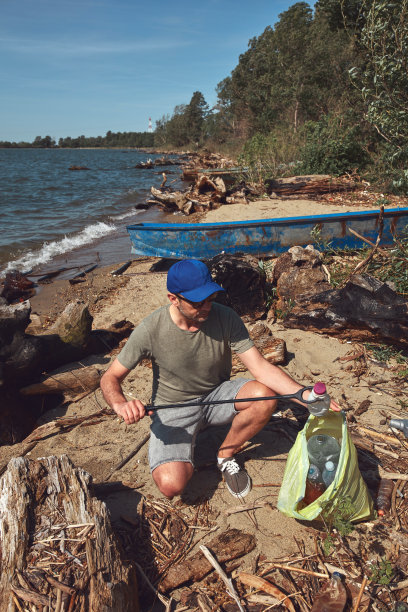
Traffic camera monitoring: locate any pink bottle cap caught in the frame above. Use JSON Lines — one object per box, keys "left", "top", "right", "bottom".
{"left": 313, "top": 382, "right": 326, "bottom": 395}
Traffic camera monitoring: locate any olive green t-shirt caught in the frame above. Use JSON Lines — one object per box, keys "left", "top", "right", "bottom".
{"left": 118, "top": 302, "right": 253, "bottom": 405}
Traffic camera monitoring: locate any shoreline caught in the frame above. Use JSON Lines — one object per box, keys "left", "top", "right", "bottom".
{"left": 28, "top": 191, "right": 400, "bottom": 324}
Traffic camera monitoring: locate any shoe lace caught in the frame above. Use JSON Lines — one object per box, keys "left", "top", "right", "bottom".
{"left": 221, "top": 459, "right": 240, "bottom": 475}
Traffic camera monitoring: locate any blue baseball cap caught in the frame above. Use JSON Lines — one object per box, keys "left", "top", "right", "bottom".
{"left": 167, "top": 259, "right": 224, "bottom": 301}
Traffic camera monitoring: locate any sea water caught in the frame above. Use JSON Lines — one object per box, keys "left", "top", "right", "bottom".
{"left": 0, "top": 148, "right": 183, "bottom": 279}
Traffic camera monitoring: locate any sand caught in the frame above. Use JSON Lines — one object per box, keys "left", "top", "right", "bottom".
{"left": 3, "top": 195, "right": 405, "bottom": 605}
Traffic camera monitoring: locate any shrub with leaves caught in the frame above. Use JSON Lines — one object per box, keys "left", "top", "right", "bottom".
{"left": 295, "top": 113, "right": 369, "bottom": 176}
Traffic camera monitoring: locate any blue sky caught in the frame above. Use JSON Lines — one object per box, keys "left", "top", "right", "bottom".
{"left": 1, "top": 0, "right": 308, "bottom": 142}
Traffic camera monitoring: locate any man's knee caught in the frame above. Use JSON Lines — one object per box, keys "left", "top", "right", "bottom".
{"left": 236, "top": 381, "right": 278, "bottom": 416}
{"left": 152, "top": 462, "right": 193, "bottom": 499}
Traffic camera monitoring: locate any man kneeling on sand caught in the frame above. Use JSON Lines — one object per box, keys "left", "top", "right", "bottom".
{"left": 100, "top": 259, "right": 340, "bottom": 499}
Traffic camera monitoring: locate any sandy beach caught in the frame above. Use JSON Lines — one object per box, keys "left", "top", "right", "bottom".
{"left": 3, "top": 194, "right": 407, "bottom": 607}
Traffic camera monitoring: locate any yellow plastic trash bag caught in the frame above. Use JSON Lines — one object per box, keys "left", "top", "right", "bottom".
{"left": 277, "top": 410, "right": 374, "bottom": 523}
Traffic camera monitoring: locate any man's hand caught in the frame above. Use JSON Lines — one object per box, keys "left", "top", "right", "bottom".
{"left": 113, "top": 398, "right": 146, "bottom": 424}
{"left": 330, "top": 399, "right": 341, "bottom": 412}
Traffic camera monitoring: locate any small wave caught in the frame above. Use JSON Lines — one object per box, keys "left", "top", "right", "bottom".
{"left": 110, "top": 209, "right": 143, "bottom": 221}
{"left": 2, "top": 221, "right": 116, "bottom": 274}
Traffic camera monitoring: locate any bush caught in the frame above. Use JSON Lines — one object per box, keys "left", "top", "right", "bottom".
{"left": 295, "top": 113, "right": 369, "bottom": 175}
{"left": 238, "top": 130, "right": 300, "bottom": 186}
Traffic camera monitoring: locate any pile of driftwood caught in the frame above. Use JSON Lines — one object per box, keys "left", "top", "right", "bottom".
{"left": 0, "top": 297, "right": 133, "bottom": 444}
{"left": 146, "top": 173, "right": 363, "bottom": 217}
{"left": 135, "top": 156, "right": 180, "bottom": 169}
{"left": 0, "top": 455, "right": 139, "bottom": 611}
{"left": 147, "top": 173, "right": 251, "bottom": 216}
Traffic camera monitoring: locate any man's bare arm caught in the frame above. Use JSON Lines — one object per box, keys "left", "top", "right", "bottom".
{"left": 100, "top": 358, "right": 147, "bottom": 424}
{"left": 238, "top": 346, "right": 341, "bottom": 411}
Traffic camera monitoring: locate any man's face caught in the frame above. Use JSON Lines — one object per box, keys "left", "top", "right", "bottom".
{"left": 174, "top": 293, "right": 218, "bottom": 324}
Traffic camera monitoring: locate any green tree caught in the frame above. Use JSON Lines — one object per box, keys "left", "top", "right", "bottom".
{"left": 349, "top": 0, "right": 408, "bottom": 148}
{"left": 349, "top": 0, "right": 408, "bottom": 191}
{"left": 185, "top": 91, "right": 209, "bottom": 144}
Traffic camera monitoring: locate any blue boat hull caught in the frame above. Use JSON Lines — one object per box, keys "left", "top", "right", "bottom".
{"left": 126, "top": 207, "right": 408, "bottom": 259}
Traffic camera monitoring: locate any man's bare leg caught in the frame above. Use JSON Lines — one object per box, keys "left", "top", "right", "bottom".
{"left": 152, "top": 461, "right": 194, "bottom": 499}
{"left": 217, "top": 380, "right": 278, "bottom": 459}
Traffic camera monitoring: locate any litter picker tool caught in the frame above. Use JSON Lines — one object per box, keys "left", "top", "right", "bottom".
{"left": 145, "top": 386, "right": 316, "bottom": 411}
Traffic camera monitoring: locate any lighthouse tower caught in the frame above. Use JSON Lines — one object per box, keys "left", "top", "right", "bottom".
{"left": 148, "top": 117, "right": 153, "bottom": 133}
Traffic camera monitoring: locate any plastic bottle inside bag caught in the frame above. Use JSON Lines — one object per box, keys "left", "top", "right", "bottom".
{"left": 310, "top": 572, "right": 347, "bottom": 612}
{"left": 307, "top": 382, "right": 331, "bottom": 417}
{"left": 307, "top": 434, "right": 341, "bottom": 473}
{"left": 304, "top": 464, "right": 325, "bottom": 505}
{"left": 322, "top": 460, "right": 337, "bottom": 488}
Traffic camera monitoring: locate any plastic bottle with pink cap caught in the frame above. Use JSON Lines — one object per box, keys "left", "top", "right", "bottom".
{"left": 307, "top": 382, "right": 331, "bottom": 417}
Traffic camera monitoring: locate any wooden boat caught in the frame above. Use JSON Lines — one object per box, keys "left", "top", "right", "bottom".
{"left": 126, "top": 206, "right": 408, "bottom": 260}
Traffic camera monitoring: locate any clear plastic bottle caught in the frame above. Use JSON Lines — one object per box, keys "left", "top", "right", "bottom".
{"left": 308, "top": 434, "right": 341, "bottom": 472}
{"left": 377, "top": 479, "right": 394, "bottom": 516}
{"left": 304, "top": 464, "right": 325, "bottom": 505}
{"left": 307, "top": 382, "right": 331, "bottom": 417}
{"left": 310, "top": 572, "right": 347, "bottom": 612}
{"left": 322, "top": 460, "right": 337, "bottom": 488}
{"left": 390, "top": 418, "right": 408, "bottom": 438}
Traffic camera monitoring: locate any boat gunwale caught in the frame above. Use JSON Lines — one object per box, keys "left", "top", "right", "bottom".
{"left": 127, "top": 207, "right": 408, "bottom": 233}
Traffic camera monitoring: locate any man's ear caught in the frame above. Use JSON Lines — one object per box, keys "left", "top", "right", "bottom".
{"left": 168, "top": 292, "right": 179, "bottom": 305}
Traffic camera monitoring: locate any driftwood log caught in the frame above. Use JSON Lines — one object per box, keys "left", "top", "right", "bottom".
{"left": 266, "top": 174, "right": 360, "bottom": 198}
{"left": 0, "top": 300, "right": 133, "bottom": 389}
{"left": 207, "top": 253, "right": 267, "bottom": 321}
{"left": 150, "top": 186, "right": 193, "bottom": 215}
{"left": 160, "top": 528, "right": 256, "bottom": 592}
{"left": 19, "top": 363, "right": 102, "bottom": 401}
{"left": 0, "top": 455, "right": 139, "bottom": 611}
{"left": 232, "top": 322, "right": 286, "bottom": 373}
{"left": 282, "top": 273, "right": 408, "bottom": 347}
{"left": 0, "top": 299, "right": 133, "bottom": 443}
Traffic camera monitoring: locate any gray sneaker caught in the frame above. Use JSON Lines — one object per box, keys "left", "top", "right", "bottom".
{"left": 218, "top": 457, "right": 252, "bottom": 498}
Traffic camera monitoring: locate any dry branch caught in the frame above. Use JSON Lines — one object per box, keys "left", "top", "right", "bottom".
{"left": 238, "top": 572, "right": 296, "bottom": 612}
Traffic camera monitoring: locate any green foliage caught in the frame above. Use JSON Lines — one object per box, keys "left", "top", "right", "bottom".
{"left": 315, "top": 0, "right": 366, "bottom": 31}
{"left": 365, "top": 343, "right": 408, "bottom": 378}
{"left": 366, "top": 225, "right": 408, "bottom": 293}
{"left": 215, "top": 1, "right": 357, "bottom": 141}
{"left": 349, "top": 0, "right": 408, "bottom": 192}
{"left": 320, "top": 495, "right": 356, "bottom": 555}
{"left": 369, "top": 558, "right": 395, "bottom": 585}
{"left": 152, "top": 91, "right": 210, "bottom": 148}
{"left": 295, "top": 113, "right": 369, "bottom": 175}
{"left": 310, "top": 225, "right": 336, "bottom": 254}
{"left": 275, "top": 298, "right": 295, "bottom": 320}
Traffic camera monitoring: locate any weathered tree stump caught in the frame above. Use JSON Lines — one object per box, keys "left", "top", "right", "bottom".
{"left": 207, "top": 253, "right": 267, "bottom": 321}
{"left": 272, "top": 245, "right": 331, "bottom": 313}
{"left": 0, "top": 455, "right": 139, "bottom": 611}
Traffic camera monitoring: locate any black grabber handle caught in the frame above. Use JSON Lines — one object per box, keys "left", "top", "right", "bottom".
{"left": 145, "top": 385, "right": 315, "bottom": 412}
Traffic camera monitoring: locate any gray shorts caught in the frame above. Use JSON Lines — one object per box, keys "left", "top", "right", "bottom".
{"left": 148, "top": 378, "right": 250, "bottom": 472}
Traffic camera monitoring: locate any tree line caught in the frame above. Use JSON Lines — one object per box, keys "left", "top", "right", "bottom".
{"left": 2, "top": 1, "right": 407, "bottom": 193}
{"left": 0, "top": 131, "right": 154, "bottom": 149}
{"left": 155, "top": 0, "right": 408, "bottom": 194}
